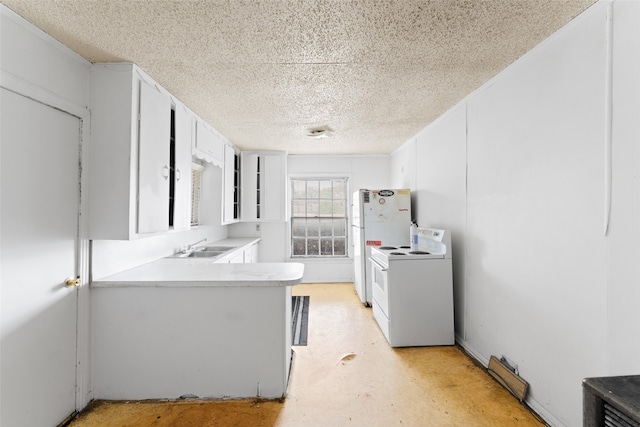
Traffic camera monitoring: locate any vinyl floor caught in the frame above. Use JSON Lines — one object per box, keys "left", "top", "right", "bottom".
{"left": 69, "top": 283, "right": 545, "bottom": 427}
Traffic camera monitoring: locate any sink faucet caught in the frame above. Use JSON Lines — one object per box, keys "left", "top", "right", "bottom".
{"left": 186, "top": 238, "right": 207, "bottom": 252}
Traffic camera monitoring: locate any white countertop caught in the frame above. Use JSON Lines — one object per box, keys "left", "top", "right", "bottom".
{"left": 92, "top": 237, "right": 305, "bottom": 288}
{"left": 92, "top": 260, "right": 304, "bottom": 288}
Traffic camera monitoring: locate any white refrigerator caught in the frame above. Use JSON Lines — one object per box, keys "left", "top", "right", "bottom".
{"left": 352, "top": 189, "right": 412, "bottom": 305}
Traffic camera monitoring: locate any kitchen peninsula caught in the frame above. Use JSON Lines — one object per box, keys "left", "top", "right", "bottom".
{"left": 91, "top": 248, "right": 304, "bottom": 401}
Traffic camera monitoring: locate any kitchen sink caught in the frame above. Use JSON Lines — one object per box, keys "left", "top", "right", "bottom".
{"left": 201, "top": 246, "right": 236, "bottom": 252}
{"left": 168, "top": 251, "right": 223, "bottom": 258}
{"left": 187, "top": 251, "right": 226, "bottom": 257}
{"left": 167, "top": 245, "right": 236, "bottom": 258}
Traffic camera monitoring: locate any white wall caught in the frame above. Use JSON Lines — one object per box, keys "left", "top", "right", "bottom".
{"left": 0, "top": 8, "right": 89, "bottom": 111}
{"left": 606, "top": 0, "right": 640, "bottom": 375}
{"left": 233, "top": 155, "right": 391, "bottom": 283}
{"left": 389, "top": 138, "right": 417, "bottom": 190}
{"left": 390, "top": 1, "right": 640, "bottom": 425}
{"left": 465, "top": 5, "right": 608, "bottom": 425}
{"left": 1, "top": 4, "right": 93, "bottom": 421}
{"left": 415, "top": 107, "right": 468, "bottom": 338}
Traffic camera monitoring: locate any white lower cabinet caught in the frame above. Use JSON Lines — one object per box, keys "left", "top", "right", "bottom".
{"left": 227, "top": 251, "right": 245, "bottom": 264}
{"left": 92, "top": 284, "right": 292, "bottom": 399}
{"left": 215, "top": 241, "right": 259, "bottom": 264}
{"left": 243, "top": 242, "right": 259, "bottom": 263}
{"left": 251, "top": 242, "right": 259, "bottom": 262}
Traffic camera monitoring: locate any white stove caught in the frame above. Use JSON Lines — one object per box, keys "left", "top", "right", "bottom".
{"left": 371, "top": 228, "right": 449, "bottom": 264}
{"left": 369, "top": 228, "right": 454, "bottom": 347}
{"left": 372, "top": 246, "right": 442, "bottom": 261}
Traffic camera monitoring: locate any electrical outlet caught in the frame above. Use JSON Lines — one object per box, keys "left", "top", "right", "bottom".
{"left": 256, "top": 223, "right": 260, "bottom": 232}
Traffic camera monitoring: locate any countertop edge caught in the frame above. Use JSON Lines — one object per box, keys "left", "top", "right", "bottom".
{"left": 91, "top": 261, "right": 305, "bottom": 288}
{"left": 92, "top": 278, "right": 304, "bottom": 288}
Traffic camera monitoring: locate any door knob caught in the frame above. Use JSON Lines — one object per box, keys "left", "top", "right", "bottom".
{"left": 65, "top": 276, "right": 81, "bottom": 288}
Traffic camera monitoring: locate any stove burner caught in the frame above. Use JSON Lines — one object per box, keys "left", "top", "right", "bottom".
{"left": 378, "top": 246, "right": 397, "bottom": 250}
{"left": 399, "top": 246, "right": 411, "bottom": 249}
{"left": 390, "top": 252, "right": 407, "bottom": 255}
{"left": 408, "top": 251, "right": 430, "bottom": 255}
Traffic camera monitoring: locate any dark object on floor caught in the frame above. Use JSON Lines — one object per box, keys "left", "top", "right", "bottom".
{"left": 292, "top": 296, "right": 309, "bottom": 346}
{"left": 583, "top": 375, "right": 640, "bottom": 427}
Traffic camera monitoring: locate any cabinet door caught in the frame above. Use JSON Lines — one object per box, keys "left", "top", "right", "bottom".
{"left": 251, "top": 242, "right": 259, "bottom": 263}
{"left": 228, "top": 251, "right": 245, "bottom": 263}
{"left": 173, "top": 106, "right": 192, "bottom": 230}
{"left": 263, "top": 153, "right": 286, "bottom": 221}
{"left": 222, "top": 144, "right": 238, "bottom": 224}
{"left": 241, "top": 151, "right": 286, "bottom": 222}
{"left": 241, "top": 153, "right": 260, "bottom": 221}
{"left": 243, "top": 247, "right": 252, "bottom": 263}
{"left": 195, "top": 121, "right": 224, "bottom": 167}
{"left": 138, "top": 80, "right": 171, "bottom": 234}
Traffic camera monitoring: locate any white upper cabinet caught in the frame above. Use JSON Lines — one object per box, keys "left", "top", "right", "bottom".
{"left": 222, "top": 143, "right": 240, "bottom": 224}
{"left": 172, "top": 105, "right": 193, "bottom": 231}
{"left": 137, "top": 79, "right": 171, "bottom": 234}
{"left": 89, "top": 62, "right": 192, "bottom": 239}
{"left": 194, "top": 120, "right": 224, "bottom": 167}
{"left": 241, "top": 151, "right": 287, "bottom": 222}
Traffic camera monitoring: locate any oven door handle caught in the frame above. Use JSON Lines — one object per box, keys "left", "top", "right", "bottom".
{"left": 368, "top": 257, "right": 387, "bottom": 272}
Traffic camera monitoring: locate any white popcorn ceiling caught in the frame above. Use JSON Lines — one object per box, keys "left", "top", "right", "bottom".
{"left": 1, "top": 0, "right": 596, "bottom": 154}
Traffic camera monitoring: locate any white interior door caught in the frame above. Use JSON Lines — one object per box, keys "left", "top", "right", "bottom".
{"left": 1, "top": 89, "right": 79, "bottom": 426}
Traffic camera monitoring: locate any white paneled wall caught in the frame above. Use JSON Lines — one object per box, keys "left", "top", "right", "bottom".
{"left": 465, "top": 5, "right": 608, "bottom": 424}
{"left": 391, "top": 1, "right": 640, "bottom": 426}
{"left": 414, "top": 106, "right": 467, "bottom": 340}
{"left": 606, "top": 0, "right": 640, "bottom": 375}
{"left": 390, "top": 138, "right": 417, "bottom": 190}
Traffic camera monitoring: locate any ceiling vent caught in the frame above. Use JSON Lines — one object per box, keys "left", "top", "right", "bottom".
{"left": 307, "top": 126, "right": 334, "bottom": 139}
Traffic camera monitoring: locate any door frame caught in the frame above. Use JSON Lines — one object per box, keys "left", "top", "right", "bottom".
{"left": 1, "top": 71, "right": 93, "bottom": 411}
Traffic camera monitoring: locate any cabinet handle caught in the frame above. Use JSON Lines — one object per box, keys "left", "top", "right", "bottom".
{"left": 176, "top": 168, "right": 181, "bottom": 181}
{"left": 162, "top": 165, "right": 170, "bottom": 179}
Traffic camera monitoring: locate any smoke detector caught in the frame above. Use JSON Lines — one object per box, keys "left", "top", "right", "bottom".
{"left": 307, "top": 126, "right": 334, "bottom": 139}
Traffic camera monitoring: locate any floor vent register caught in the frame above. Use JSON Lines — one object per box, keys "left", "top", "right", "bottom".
{"left": 487, "top": 356, "right": 529, "bottom": 402}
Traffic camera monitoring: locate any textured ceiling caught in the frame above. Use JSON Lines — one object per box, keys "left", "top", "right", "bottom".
{"left": 1, "top": 0, "right": 596, "bottom": 154}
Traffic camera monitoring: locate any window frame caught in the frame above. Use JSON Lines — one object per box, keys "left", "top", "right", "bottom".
{"left": 288, "top": 175, "right": 350, "bottom": 259}
{"left": 190, "top": 162, "right": 205, "bottom": 226}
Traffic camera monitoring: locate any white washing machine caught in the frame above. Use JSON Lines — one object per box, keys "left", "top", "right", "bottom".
{"left": 369, "top": 228, "right": 454, "bottom": 347}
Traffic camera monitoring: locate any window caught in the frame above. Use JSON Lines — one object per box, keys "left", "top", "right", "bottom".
{"left": 190, "top": 163, "right": 204, "bottom": 226}
{"left": 291, "top": 178, "right": 348, "bottom": 257}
